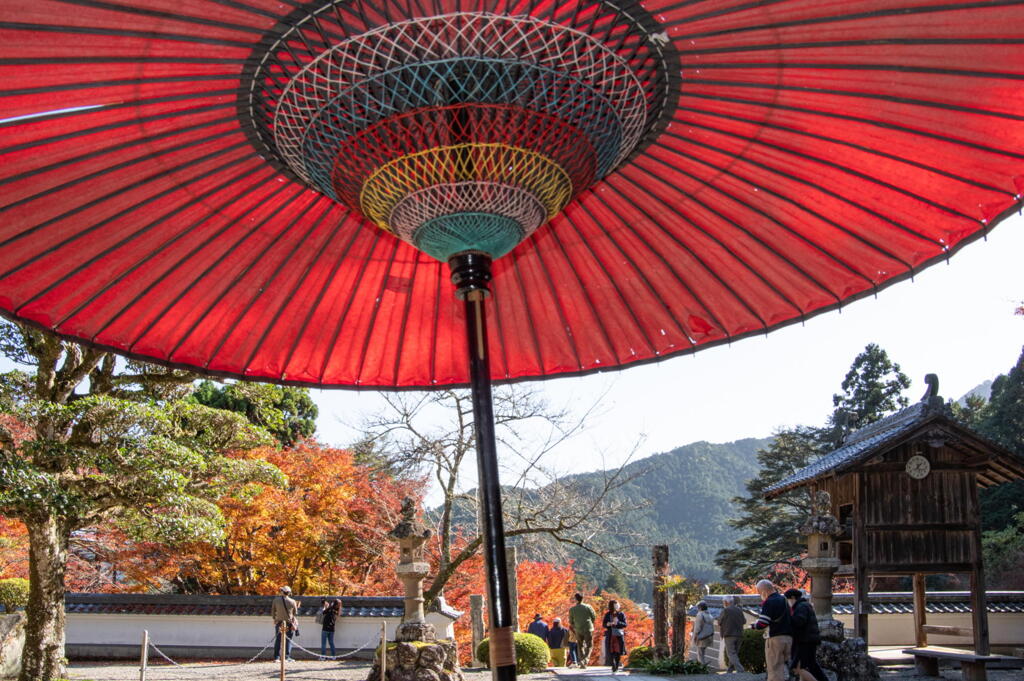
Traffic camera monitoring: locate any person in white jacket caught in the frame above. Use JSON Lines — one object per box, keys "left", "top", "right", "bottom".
{"left": 691, "top": 601, "right": 715, "bottom": 665}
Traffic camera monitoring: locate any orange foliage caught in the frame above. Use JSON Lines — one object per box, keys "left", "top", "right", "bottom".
{"left": 0, "top": 517, "right": 28, "bottom": 580}
{"left": 162, "top": 442, "right": 420, "bottom": 595}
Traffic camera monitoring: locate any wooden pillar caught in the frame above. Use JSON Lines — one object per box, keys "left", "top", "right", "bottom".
{"left": 912, "top": 573, "right": 927, "bottom": 648}
{"left": 470, "top": 595, "right": 486, "bottom": 666}
{"left": 505, "top": 546, "right": 519, "bottom": 633}
{"left": 652, "top": 545, "right": 670, "bottom": 659}
{"left": 853, "top": 472, "right": 869, "bottom": 642}
{"left": 969, "top": 479, "right": 990, "bottom": 656}
{"left": 670, "top": 592, "right": 688, "bottom": 658}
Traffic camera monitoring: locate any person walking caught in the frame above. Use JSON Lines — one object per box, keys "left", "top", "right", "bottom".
{"left": 785, "top": 589, "right": 828, "bottom": 681}
{"left": 565, "top": 625, "right": 580, "bottom": 668}
{"left": 271, "top": 586, "right": 298, "bottom": 662}
{"left": 716, "top": 595, "right": 747, "bottom": 673}
{"left": 751, "top": 580, "right": 793, "bottom": 681}
{"left": 547, "top": 617, "right": 570, "bottom": 667}
{"left": 320, "top": 599, "right": 341, "bottom": 659}
{"left": 691, "top": 601, "right": 715, "bottom": 665}
{"left": 527, "top": 613, "right": 549, "bottom": 640}
{"left": 602, "top": 599, "right": 627, "bottom": 672}
{"left": 569, "top": 593, "right": 596, "bottom": 668}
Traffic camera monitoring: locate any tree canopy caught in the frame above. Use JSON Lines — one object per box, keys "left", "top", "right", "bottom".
{"left": 192, "top": 379, "right": 318, "bottom": 448}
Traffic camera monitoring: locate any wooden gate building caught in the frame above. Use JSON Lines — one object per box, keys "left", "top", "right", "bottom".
{"left": 765, "top": 377, "right": 1024, "bottom": 663}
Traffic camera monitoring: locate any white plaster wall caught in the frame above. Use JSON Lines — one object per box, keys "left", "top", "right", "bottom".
{"left": 66, "top": 612, "right": 455, "bottom": 652}
{"left": 831, "top": 612, "right": 1023, "bottom": 648}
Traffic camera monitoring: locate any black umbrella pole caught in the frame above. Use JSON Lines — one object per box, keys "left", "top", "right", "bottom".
{"left": 449, "top": 253, "right": 516, "bottom": 681}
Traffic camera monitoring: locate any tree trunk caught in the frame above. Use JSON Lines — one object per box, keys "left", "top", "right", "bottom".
{"left": 20, "top": 516, "right": 70, "bottom": 681}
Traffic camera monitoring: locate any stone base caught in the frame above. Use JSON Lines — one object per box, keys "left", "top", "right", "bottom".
{"left": 396, "top": 621, "right": 436, "bottom": 643}
{"left": 0, "top": 614, "right": 25, "bottom": 679}
{"left": 368, "top": 640, "right": 464, "bottom": 681}
{"left": 818, "top": 631, "right": 880, "bottom": 681}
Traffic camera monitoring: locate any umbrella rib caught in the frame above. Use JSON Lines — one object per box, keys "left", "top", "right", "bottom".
{"left": 684, "top": 62, "right": 1024, "bottom": 83}
{"left": 202, "top": 195, "right": 331, "bottom": 369}
{"left": 49, "top": 164, "right": 275, "bottom": 330}
{"left": 543, "top": 212, "right": 629, "bottom": 364}
{"left": 642, "top": 137, "right": 904, "bottom": 283}
{"left": 314, "top": 229, "right": 384, "bottom": 385}
{"left": 54, "top": 0, "right": 270, "bottom": 36}
{"left": 350, "top": 238, "right": 402, "bottom": 385}
{"left": 613, "top": 169, "right": 806, "bottom": 319}
{"left": 240, "top": 202, "right": 346, "bottom": 377}
{"left": 668, "top": 115, "right": 985, "bottom": 223}
{"left": 84, "top": 167, "right": 281, "bottom": 343}
{"left": 563, "top": 199, "right": 674, "bottom": 355}
{"left": 489, "top": 264, "right": 512, "bottom": 381}
{"left": 606, "top": 175, "right": 772, "bottom": 328}
{"left": 1, "top": 140, "right": 252, "bottom": 268}
{"left": 0, "top": 94, "right": 236, "bottom": 149}
{"left": 0, "top": 115, "right": 237, "bottom": 189}
{"left": 508, "top": 254, "right": 547, "bottom": 377}
{"left": 0, "top": 56, "right": 247, "bottom": 65}
{"left": 523, "top": 230, "right": 585, "bottom": 372}
{"left": 2, "top": 74, "right": 233, "bottom": 98}
{"left": 679, "top": 37, "right": 1024, "bottom": 57}
{"left": 630, "top": 152, "right": 844, "bottom": 305}
{"left": 679, "top": 91, "right": 1024, "bottom": 162}
{"left": 684, "top": 77, "right": 1024, "bottom": 123}
{"left": 672, "top": 103, "right": 1012, "bottom": 197}
{"left": 588, "top": 186, "right": 733, "bottom": 339}
{"left": 665, "top": 0, "right": 1024, "bottom": 41}
{"left": 146, "top": 183, "right": 305, "bottom": 360}
{"left": 387, "top": 248, "right": 422, "bottom": 387}
{"left": 657, "top": 126, "right": 944, "bottom": 250}
{"left": 0, "top": 21, "right": 255, "bottom": 48}
{"left": 278, "top": 212, "right": 369, "bottom": 384}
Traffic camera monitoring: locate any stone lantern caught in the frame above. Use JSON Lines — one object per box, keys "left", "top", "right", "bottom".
{"left": 800, "top": 490, "right": 842, "bottom": 624}
{"left": 390, "top": 497, "right": 436, "bottom": 642}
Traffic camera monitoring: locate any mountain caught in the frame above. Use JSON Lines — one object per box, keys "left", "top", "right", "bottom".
{"left": 549, "top": 437, "right": 769, "bottom": 599}
{"left": 957, "top": 380, "right": 993, "bottom": 405}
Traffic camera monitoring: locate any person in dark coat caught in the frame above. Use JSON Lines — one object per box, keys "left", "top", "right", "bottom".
{"left": 602, "top": 600, "right": 627, "bottom": 672}
{"left": 785, "top": 589, "right": 828, "bottom": 681}
{"left": 547, "top": 617, "right": 570, "bottom": 667}
{"left": 751, "top": 580, "right": 793, "bottom": 681}
{"left": 320, "top": 599, "right": 341, "bottom": 659}
{"left": 527, "top": 613, "right": 549, "bottom": 640}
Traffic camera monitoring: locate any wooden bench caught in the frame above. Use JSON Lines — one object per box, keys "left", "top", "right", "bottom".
{"left": 901, "top": 646, "right": 1021, "bottom": 681}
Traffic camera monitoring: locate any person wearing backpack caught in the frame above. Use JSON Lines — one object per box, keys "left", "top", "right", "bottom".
{"left": 691, "top": 602, "right": 715, "bottom": 665}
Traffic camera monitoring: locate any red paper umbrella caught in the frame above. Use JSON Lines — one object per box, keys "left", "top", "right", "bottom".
{"left": 3, "top": 1, "right": 1024, "bottom": 675}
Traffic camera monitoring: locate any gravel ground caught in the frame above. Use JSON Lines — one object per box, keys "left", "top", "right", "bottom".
{"left": 65, "top": 662, "right": 1024, "bottom": 681}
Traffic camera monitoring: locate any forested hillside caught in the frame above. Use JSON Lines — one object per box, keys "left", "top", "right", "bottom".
{"left": 515, "top": 437, "right": 767, "bottom": 600}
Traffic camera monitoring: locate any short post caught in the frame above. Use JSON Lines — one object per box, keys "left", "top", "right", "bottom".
{"left": 671, "top": 593, "right": 688, "bottom": 658}
{"left": 470, "top": 595, "right": 486, "bottom": 666}
{"left": 652, "top": 545, "right": 670, "bottom": 660}
{"left": 380, "top": 621, "right": 387, "bottom": 681}
{"left": 139, "top": 630, "right": 149, "bottom": 681}
{"left": 505, "top": 546, "right": 520, "bottom": 633}
{"left": 279, "top": 622, "right": 286, "bottom": 681}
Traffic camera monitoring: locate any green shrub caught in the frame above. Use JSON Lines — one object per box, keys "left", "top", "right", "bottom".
{"left": 640, "top": 655, "right": 710, "bottom": 675}
{"left": 476, "top": 632, "right": 550, "bottom": 673}
{"left": 0, "top": 578, "right": 29, "bottom": 613}
{"left": 626, "top": 644, "right": 653, "bottom": 668}
{"left": 738, "top": 628, "right": 767, "bottom": 673}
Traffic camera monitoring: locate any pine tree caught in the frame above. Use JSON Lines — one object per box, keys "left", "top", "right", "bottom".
{"left": 716, "top": 344, "right": 910, "bottom": 581}
{"left": 974, "top": 346, "right": 1024, "bottom": 532}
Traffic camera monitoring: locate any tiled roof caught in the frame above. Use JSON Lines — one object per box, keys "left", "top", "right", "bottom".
{"left": 764, "top": 400, "right": 942, "bottom": 497}
{"left": 63, "top": 593, "right": 460, "bottom": 620}
{"left": 693, "top": 592, "right": 1024, "bottom": 617}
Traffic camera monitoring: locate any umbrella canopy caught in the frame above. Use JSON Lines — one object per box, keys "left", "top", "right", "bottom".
{"left": 1, "top": 0, "right": 1023, "bottom": 389}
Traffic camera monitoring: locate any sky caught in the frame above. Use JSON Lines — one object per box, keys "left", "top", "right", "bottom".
{"left": 309, "top": 216, "right": 1024, "bottom": 502}
{"left": 2, "top": 216, "right": 1021, "bottom": 505}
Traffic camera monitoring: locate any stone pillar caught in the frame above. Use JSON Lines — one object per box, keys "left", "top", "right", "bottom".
{"left": 505, "top": 545, "right": 519, "bottom": 632}
{"left": 470, "top": 595, "right": 486, "bottom": 667}
{"left": 652, "top": 545, "right": 670, "bottom": 660}
{"left": 390, "top": 498, "right": 436, "bottom": 642}
{"left": 670, "top": 592, "right": 688, "bottom": 658}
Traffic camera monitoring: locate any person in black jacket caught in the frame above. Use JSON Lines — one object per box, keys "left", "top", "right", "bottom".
{"left": 751, "top": 580, "right": 793, "bottom": 681}
{"left": 784, "top": 589, "right": 828, "bottom": 681}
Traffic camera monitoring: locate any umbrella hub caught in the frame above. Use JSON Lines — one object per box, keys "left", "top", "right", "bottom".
{"left": 244, "top": 3, "right": 678, "bottom": 261}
